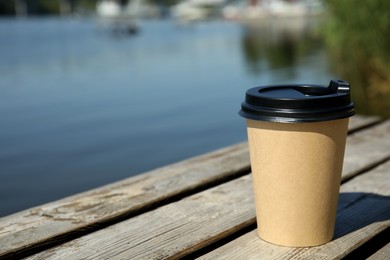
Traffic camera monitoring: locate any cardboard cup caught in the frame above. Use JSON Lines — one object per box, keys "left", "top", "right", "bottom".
{"left": 247, "top": 117, "right": 349, "bottom": 247}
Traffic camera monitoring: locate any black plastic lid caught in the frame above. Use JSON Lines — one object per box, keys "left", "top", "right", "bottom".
{"left": 239, "top": 80, "right": 355, "bottom": 123}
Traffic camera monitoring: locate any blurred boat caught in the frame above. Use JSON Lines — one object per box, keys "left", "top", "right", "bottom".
{"left": 97, "top": 0, "right": 121, "bottom": 17}
{"left": 222, "top": 0, "right": 324, "bottom": 22}
{"left": 96, "top": 0, "right": 157, "bottom": 34}
{"left": 171, "top": 0, "right": 227, "bottom": 23}
{"left": 96, "top": 0, "right": 138, "bottom": 34}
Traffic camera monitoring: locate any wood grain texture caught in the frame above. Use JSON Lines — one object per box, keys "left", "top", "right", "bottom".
{"left": 26, "top": 121, "right": 390, "bottom": 260}
{"left": 0, "top": 116, "right": 375, "bottom": 257}
{"left": 28, "top": 175, "right": 257, "bottom": 260}
{"left": 347, "top": 114, "right": 381, "bottom": 133}
{"left": 343, "top": 120, "right": 390, "bottom": 180}
{"left": 0, "top": 142, "right": 250, "bottom": 258}
{"left": 199, "top": 160, "right": 390, "bottom": 260}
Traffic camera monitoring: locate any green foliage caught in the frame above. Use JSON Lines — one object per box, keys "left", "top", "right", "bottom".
{"left": 325, "top": 0, "right": 390, "bottom": 61}
{"left": 77, "top": 0, "right": 98, "bottom": 10}
{"left": 324, "top": 0, "right": 390, "bottom": 118}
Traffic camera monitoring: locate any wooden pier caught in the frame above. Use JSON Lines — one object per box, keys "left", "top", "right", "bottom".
{"left": 0, "top": 115, "right": 389, "bottom": 259}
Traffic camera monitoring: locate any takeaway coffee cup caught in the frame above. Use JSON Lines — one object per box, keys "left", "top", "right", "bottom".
{"left": 239, "top": 80, "right": 355, "bottom": 247}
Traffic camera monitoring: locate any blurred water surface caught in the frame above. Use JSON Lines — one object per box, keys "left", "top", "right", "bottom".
{"left": 0, "top": 17, "right": 335, "bottom": 216}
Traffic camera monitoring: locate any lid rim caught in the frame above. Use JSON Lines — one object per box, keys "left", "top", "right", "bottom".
{"left": 239, "top": 110, "right": 355, "bottom": 123}
{"left": 240, "top": 80, "right": 355, "bottom": 123}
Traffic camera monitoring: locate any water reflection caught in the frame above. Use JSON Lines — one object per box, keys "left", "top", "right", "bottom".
{"left": 241, "top": 17, "right": 324, "bottom": 75}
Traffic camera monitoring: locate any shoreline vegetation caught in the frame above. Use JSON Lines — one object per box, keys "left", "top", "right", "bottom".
{"left": 323, "top": 0, "right": 390, "bottom": 118}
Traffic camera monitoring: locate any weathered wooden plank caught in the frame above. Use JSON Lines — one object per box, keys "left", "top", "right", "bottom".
{"left": 0, "top": 142, "right": 250, "bottom": 258}
{"left": 27, "top": 175, "right": 256, "bottom": 260}
{"left": 199, "top": 160, "right": 390, "bottom": 260}
{"left": 367, "top": 242, "right": 390, "bottom": 260}
{"left": 347, "top": 114, "right": 381, "bottom": 133}
{"left": 26, "top": 126, "right": 390, "bottom": 259}
{"left": 0, "top": 115, "right": 382, "bottom": 258}
{"left": 343, "top": 120, "right": 390, "bottom": 180}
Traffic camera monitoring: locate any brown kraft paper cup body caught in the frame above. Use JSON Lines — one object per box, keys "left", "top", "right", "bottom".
{"left": 247, "top": 117, "right": 349, "bottom": 247}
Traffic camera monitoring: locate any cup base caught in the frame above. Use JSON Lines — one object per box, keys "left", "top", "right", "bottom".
{"left": 257, "top": 231, "right": 333, "bottom": 248}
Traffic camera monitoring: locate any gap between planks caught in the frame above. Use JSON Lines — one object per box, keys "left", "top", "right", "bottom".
{"left": 366, "top": 240, "right": 390, "bottom": 260}
{"left": 343, "top": 227, "right": 390, "bottom": 260}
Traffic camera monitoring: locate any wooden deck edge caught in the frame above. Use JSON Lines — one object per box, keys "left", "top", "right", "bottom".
{"left": 0, "top": 115, "right": 384, "bottom": 258}
{"left": 26, "top": 147, "right": 390, "bottom": 259}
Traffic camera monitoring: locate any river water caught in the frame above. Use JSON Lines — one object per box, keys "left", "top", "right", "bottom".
{"left": 0, "top": 17, "right": 337, "bottom": 216}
